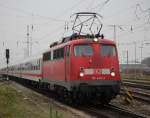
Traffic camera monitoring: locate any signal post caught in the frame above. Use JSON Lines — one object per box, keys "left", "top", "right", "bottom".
{"left": 6, "top": 49, "right": 10, "bottom": 80}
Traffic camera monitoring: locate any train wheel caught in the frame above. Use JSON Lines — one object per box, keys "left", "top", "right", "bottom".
{"left": 100, "top": 96, "right": 111, "bottom": 105}
{"left": 62, "top": 90, "right": 72, "bottom": 105}
{"left": 77, "top": 92, "right": 85, "bottom": 105}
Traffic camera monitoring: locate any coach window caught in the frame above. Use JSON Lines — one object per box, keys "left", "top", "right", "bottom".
{"left": 74, "top": 45, "right": 93, "bottom": 56}
{"left": 38, "top": 60, "right": 40, "bottom": 69}
{"left": 37, "top": 60, "right": 40, "bottom": 70}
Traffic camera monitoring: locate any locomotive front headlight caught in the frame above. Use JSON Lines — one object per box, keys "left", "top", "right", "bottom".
{"left": 111, "top": 72, "right": 115, "bottom": 77}
{"left": 93, "top": 38, "right": 98, "bottom": 42}
{"left": 80, "top": 67, "right": 84, "bottom": 77}
{"left": 80, "top": 72, "right": 84, "bottom": 77}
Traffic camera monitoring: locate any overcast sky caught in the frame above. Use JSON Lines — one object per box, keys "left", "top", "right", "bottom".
{"left": 0, "top": 0, "right": 150, "bottom": 68}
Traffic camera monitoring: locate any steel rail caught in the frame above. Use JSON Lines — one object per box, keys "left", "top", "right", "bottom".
{"left": 105, "top": 104, "right": 147, "bottom": 118}
{"left": 123, "top": 79, "right": 150, "bottom": 85}
{"left": 121, "top": 89, "right": 150, "bottom": 103}
{"left": 123, "top": 81, "right": 150, "bottom": 90}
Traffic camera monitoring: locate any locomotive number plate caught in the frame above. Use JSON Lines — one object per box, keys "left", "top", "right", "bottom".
{"left": 92, "top": 77, "right": 105, "bottom": 80}
{"left": 101, "top": 69, "right": 110, "bottom": 75}
{"left": 84, "top": 69, "right": 94, "bottom": 75}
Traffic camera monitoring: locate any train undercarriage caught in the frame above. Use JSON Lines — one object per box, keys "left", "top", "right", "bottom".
{"left": 6, "top": 75, "right": 120, "bottom": 105}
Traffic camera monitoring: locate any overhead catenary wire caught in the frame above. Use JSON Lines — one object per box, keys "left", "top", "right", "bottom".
{"left": 89, "top": 0, "right": 110, "bottom": 12}
{"left": 34, "top": 24, "right": 64, "bottom": 42}
{"left": 0, "top": 0, "right": 92, "bottom": 44}
{"left": 86, "top": 0, "right": 96, "bottom": 11}
{"left": 0, "top": 0, "right": 145, "bottom": 39}
{"left": 0, "top": 2, "right": 66, "bottom": 22}
{"left": 103, "top": 1, "right": 144, "bottom": 21}
{"left": 0, "top": 0, "right": 99, "bottom": 30}
{"left": 56, "top": 0, "right": 86, "bottom": 18}
{"left": 0, "top": 0, "right": 150, "bottom": 67}
{"left": 116, "top": 23, "right": 150, "bottom": 39}
{"left": 102, "top": 8, "right": 150, "bottom": 42}
{"left": 135, "top": 4, "right": 150, "bottom": 23}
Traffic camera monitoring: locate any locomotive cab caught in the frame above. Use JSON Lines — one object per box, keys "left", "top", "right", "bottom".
{"left": 68, "top": 38, "right": 121, "bottom": 102}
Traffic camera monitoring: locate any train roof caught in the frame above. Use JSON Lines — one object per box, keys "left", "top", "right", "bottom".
{"left": 67, "top": 38, "right": 116, "bottom": 45}
{"left": 48, "top": 36, "right": 116, "bottom": 51}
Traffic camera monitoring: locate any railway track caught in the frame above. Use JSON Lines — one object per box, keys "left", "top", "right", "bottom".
{"left": 131, "top": 91, "right": 150, "bottom": 103}
{"left": 121, "top": 87, "right": 150, "bottom": 103}
{"left": 122, "top": 80, "right": 150, "bottom": 90}
{"left": 123, "top": 77, "right": 150, "bottom": 82}
{"left": 121, "top": 79, "right": 150, "bottom": 103}
{"left": 105, "top": 104, "right": 147, "bottom": 118}
{"left": 122, "top": 79, "right": 150, "bottom": 103}
{"left": 10, "top": 79, "right": 148, "bottom": 118}
{"left": 122, "top": 79, "right": 150, "bottom": 84}
{"left": 78, "top": 103, "right": 147, "bottom": 118}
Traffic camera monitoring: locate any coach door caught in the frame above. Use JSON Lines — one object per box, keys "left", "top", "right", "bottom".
{"left": 65, "top": 46, "right": 70, "bottom": 81}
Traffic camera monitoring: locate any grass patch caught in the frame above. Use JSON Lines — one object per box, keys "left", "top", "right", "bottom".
{"left": 0, "top": 83, "right": 33, "bottom": 118}
{"left": 0, "top": 82, "right": 64, "bottom": 118}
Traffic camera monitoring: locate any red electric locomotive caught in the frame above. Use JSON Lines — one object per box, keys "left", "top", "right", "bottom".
{"left": 41, "top": 12, "right": 121, "bottom": 103}
{"left": 41, "top": 35, "right": 120, "bottom": 103}
{"left": 1, "top": 12, "right": 121, "bottom": 104}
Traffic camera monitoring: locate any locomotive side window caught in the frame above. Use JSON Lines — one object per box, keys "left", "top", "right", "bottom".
{"left": 101, "top": 45, "right": 116, "bottom": 56}
{"left": 74, "top": 45, "right": 93, "bottom": 56}
{"left": 43, "top": 52, "right": 51, "bottom": 61}
{"left": 66, "top": 46, "right": 70, "bottom": 57}
{"left": 53, "top": 48, "right": 64, "bottom": 60}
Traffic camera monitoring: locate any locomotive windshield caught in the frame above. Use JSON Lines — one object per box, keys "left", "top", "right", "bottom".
{"left": 74, "top": 45, "right": 93, "bottom": 56}
{"left": 101, "top": 45, "right": 116, "bottom": 56}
